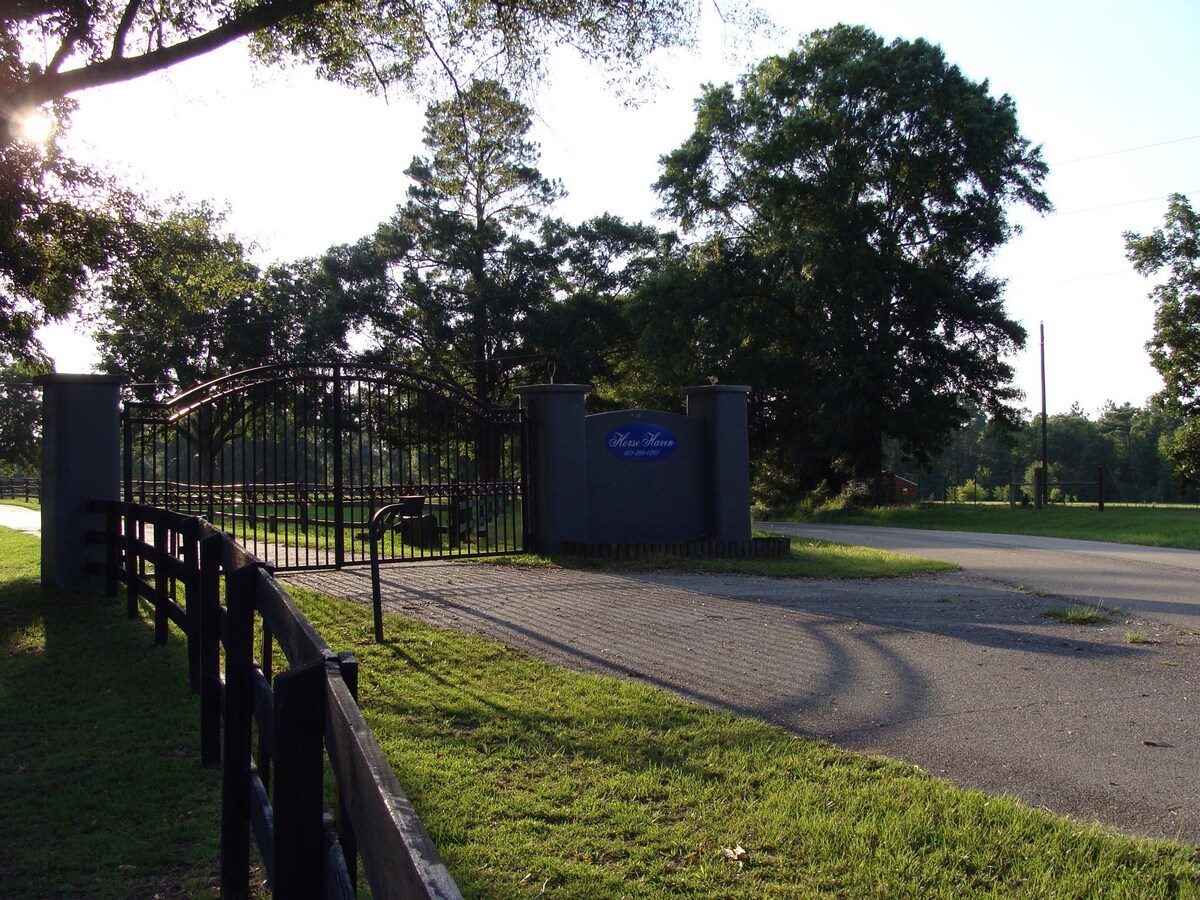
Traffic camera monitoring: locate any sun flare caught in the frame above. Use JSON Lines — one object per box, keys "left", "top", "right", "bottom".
{"left": 14, "top": 108, "right": 55, "bottom": 143}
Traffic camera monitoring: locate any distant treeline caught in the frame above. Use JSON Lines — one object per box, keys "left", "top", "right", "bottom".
{"left": 889, "top": 401, "right": 1199, "bottom": 505}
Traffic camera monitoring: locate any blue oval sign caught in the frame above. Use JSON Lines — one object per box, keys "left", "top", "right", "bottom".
{"left": 605, "top": 423, "right": 678, "bottom": 462}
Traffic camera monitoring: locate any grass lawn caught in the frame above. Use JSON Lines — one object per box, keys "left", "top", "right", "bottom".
{"left": 0, "top": 528, "right": 242, "bottom": 898}
{"left": 787, "top": 503, "right": 1200, "bottom": 550}
{"left": 6, "top": 524, "right": 1199, "bottom": 897}
{"left": 0, "top": 497, "right": 40, "bottom": 511}
{"left": 490, "top": 535, "right": 956, "bottom": 579}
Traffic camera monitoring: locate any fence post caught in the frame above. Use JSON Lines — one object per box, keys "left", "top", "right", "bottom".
{"left": 1097, "top": 465, "right": 1105, "bottom": 512}
{"left": 514, "top": 384, "right": 591, "bottom": 554}
{"left": 684, "top": 384, "right": 752, "bottom": 541}
{"left": 370, "top": 514, "right": 385, "bottom": 643}
{"left": 199, "top": 532, "right": 222, "bottom": 767}
{"left": 125, "top": 507, "right": 139, "bottom": 619}
{"left": 272, "top": 656, "right": 328, "bottom": 899}
{"left": 336, "top": 652, "right": 359, "bottom": 893}
{"left": 153, "top": 516, "right": 169, "bottom": 645}
{"left": 182, "top": 518, "right": 201, "bottom": 693}
{"left": 221, "top": 562, "right": 257, "bottom": 900}
{"left": 332, "top": 365, "right": 346, "bottom": 569}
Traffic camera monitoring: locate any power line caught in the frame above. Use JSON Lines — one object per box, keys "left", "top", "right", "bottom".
{"left": 1009, "top": 268, "right": 1138, "bottom": 292}
{"left": 1051, "top": 133, "right": 1200, "bottom": 166}
{"left": 1049, "top": 188, "right": 1199, "bottom": 218}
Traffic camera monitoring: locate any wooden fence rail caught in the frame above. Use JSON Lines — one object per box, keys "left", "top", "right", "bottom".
{"left": 0, "top": 476, "right": 40, "bottom": 500}
{"left": 86, "top": 500, "right": 463, "bottom": 900}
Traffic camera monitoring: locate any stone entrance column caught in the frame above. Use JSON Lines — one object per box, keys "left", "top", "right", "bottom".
{"left": 34, "top": 374, "right": 126, "bottom": 589}
{"left": 515, "top": 384, "right": 591, "bottom": 554}
{"left": 684, "top": 384, "right": 752, "bottom": 541}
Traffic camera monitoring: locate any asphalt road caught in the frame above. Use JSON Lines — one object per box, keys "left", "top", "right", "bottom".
{"left": 758, "top": 522, "right": 1200, "bottom": 631}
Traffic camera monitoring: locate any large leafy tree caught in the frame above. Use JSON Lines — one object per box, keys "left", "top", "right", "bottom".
{"left": 0, "top": 360, "right": 47, "bottom": 474}
{"left": 526, "top": 213, "right": 666, "bottom": 395}
{"left": 94, "top": 201, "right": 268, "bottom": 400}
{"left": 0, "top": 101, "right": 131, "bottom": 365}
{"left": 371, "top": 78, "right": 563, "bottom": 405}
{"left": 358, "top": 79, "right": 658, "bottom": 406}
{"left": 94, "top": 200, "right": 374, "bottom": 400}
{"left": 644, "top": 25, "right": 1050, "bottom": 492}
{"left": 1125, "top": 193, "right": 1200, "bottom": 484}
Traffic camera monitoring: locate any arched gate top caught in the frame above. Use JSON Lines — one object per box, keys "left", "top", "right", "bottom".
{"left": 158, "top": 363, "right": 522, "bottom": 424}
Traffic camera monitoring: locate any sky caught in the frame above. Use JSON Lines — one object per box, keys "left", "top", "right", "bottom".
{"left": 41, "top": 0, "right": 1200, "bottom": 417}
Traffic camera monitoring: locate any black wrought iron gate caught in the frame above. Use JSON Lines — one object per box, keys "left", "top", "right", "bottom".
{"left": 123, "top": 364, "right": 529, "bottom": 570}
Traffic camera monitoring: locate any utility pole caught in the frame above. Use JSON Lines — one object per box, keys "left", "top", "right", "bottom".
{"left": 1040, "top": 322, "right": 1048, "bottom": 509}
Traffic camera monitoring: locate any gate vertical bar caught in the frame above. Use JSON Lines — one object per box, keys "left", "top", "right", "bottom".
{"left": 332, "top": 365, "right": 345, "bottom": 568}
{"left": 199, "top": 403, "right": 215, "bottom": 524}
{"left": 520, "top": 408, "right": 533, "bottom": 552}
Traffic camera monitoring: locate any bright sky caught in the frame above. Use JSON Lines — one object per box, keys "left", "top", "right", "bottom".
{"left": 43, "top": 0, "right": 1200, "bottom": 417}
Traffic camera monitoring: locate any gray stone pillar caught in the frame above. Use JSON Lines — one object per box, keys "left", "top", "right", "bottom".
{"left": 684, "top": 384, "right": 752, "bottom": 541}
{"left": 515, "top": 384, "right": 591, "bottom": 554}
{"left": 34, "top": 374, "right": 126, "bottom": 588}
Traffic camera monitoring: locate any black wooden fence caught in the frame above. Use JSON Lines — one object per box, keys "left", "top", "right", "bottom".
{"left": 0, "top": 476, "right": 39, "bottom": 500}
{"left": 86, "top": 500, "right": 463, "bottom": 900}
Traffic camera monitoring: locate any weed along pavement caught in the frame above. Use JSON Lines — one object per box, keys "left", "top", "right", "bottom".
{"left": 287, "top": 532, "right": 1200, "bottom": 849}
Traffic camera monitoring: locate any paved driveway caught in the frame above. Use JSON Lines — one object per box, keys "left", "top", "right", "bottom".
{"left": 288, "top": 553, "right": 1200, "bottom": 847}
{"left": 0, "top": 504, "right": 39, "bottom": 535}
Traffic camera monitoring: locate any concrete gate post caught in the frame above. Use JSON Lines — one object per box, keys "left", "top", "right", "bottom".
{"left": 34, "top": 374, "right": 126, "bottom": 588}
{"left": 515, "top": 384, "right": 591, "bottom": 554}
{"left": 684, "top": 384, "right": 752, "bottom": 541}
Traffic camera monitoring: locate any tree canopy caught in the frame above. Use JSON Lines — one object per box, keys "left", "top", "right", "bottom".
{"left": 3, "top": 0, "right": 722, "bottom": 124}
{"left": 893, "top": 400, "right": 1191, "bottom": 507}
{"left": 643, "top": 24, "right": 1050, "bottom": 492}
{"left": 2, "top": 0, "right": 758, "bottom": 366}
{"left": 94, "top": 201, "right": 266, "bottom": 399}
{"left": 319, "top": 79, "right": 662, "bottom": 405}
{"left": 92, "top": 78, "right": 664, "bottom": 405}
{"left": 0, "top": 360, "right": 46, "bottom": 474}
{"left": 1125, "top": 192, "right": 1200, "bottom": 484}
{"left": 366, "top": 78, "right": 564, "bottom": 404}
{"left": 93, "top": 200, "right": 389, "bottom": 400}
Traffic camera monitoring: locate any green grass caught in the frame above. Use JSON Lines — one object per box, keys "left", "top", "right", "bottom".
{"left": 1040, "top": 605, "right": 1109, "bottom": 624}
{"left": 0, "top": 497, "right": 39, "bottom": 510}
{"left": 0, "top": 528, "right": 244, "bottom": 898}
{"left": 289, "top": 585, "right": 1200, "bottom": 898}
{"left": 787, "top": 503, "right": 1200, "bottom": 550}
{"left": 487, "top": 536, "right": 956, "bottom": 579}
